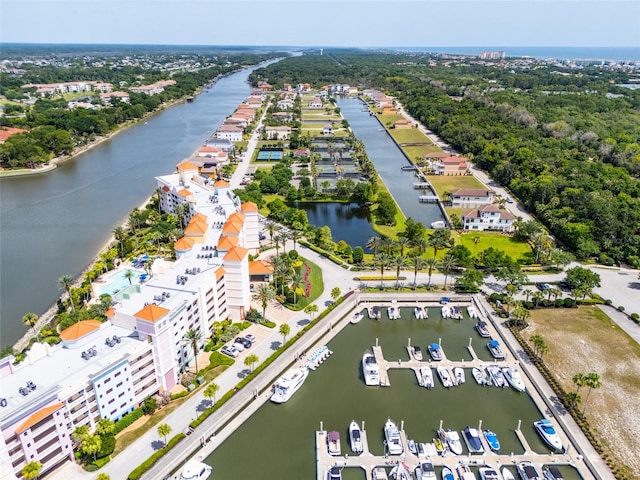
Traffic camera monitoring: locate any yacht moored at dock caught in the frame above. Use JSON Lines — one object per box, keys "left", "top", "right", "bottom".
{"left": 420, "top": 366, "right": 434, "bottom": 388}
{"left": 373, "top": 467, "right": 389, "bottom": 480}
{"left": 533, "top": 419, "right": 563, "bottom": 451}
{"left": 486, "top": 365, "right": 507, "bottom": 387}
{"left": 349, "top": 420, "right": 363, "bottom": 454}
{"left": 362, "top": 350, "right": 380, "bottom": 386}
{"left": 462, "top": 426, "right": 485, "bottom": 454}
{"left": 415, "top": 460, "right": 436, "bottom": 480}
{"left": 441, "top": 466, "right": 455, "bottom": 480}
{"left": 542, "top": 466, "right": 564, "bottom": 480}
{"left": 270, "top": 366, "right": 309, "bottom": 403}
{"left": 179, "top": 460, "right": 212, "bottom": 480}
{"left": 437, "top": 366, "right": 454, "bottom": 388}
{"left": 478, "top": 465, "right": 500, "bottom": 480}
{"left": 483, "top": 429, "right": 500, "bottom": 452}
{"left": 453, "top": 367, "right": 465, "bottom": 385}
{"left": 517, "top": 461, "right": 542, "bottom": 480}
{"left": 467, "top": 305, "right": 478, "bottom": 319}
{"left": 502, "top": 366, "right": 526, "bottom": 392}
{"left": 472, "top": 367, "right": 486, "bottom": 385}
{"left": 457, "top": 464, "right": 477, "bottom": 480}
{"left": 438, "top": 428, "right": 462, "bottom": 455}
{"left": 487, "top": 339, "right": 506, "bottom": 359}
{"left": 475, "top": 321, "right": 491, "bottom": 338}
{"left": 327, "top": 430, "right": 341, "bottom": 456}
{"left": 327, "top": 466, "right": 342, "bottom": 480}
{"left": 384, "top": 418, "right": 404, "bottom": 455}
{"left": 501, "top": 468, "right": 515, "bottom": 480}
{"left": 428, "top": 343, "right": 444, "bottom": 361}
{"left": 351, "top": 312, "right": 364, "bottom": 324}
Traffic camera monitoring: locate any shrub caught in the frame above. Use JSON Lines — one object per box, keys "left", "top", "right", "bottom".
{"left": 598, "top": 254, "right": 615, "bottom": 266}
{"left": 630, "top": 313, "right": 639, "bottom": 322}
{"left": 170, "top": 391, "right": 190, "bottom": 400}
{"left": 604, "top": 299, "right": 612, "bottom": 305}
{"left": 554, "top": 299, "right": 564, "bottom": 308}
{"left": 113, "top": 409, "right": 143, "bottom": 435}
{"left": 523, "top": 301, "right": 534, "bottom": 309}
{"left": 563, "top": 298, "right": 576, "bottom": 308}
{"left": 261, "top": 319, "right": 276, "bottom": 328}
{"left": 91, "top": 456, "right": 110, "bottom": 469}
{"left": 98, "top": 435, "right": 116, "bottom": 457}
{"left": 288, "top": 250, "right": 299, "bottom": 260}
{"left": 127, "top": 433, "right": 186, "bottom": 480}
{"left": 208, "top": 351, "right": 235, "bottom": 368}
{"left": 141, "top": 396, "right": 157, "bottom": 415}
{"left": 618, "top": 305, "right": 625, "bottom": 312}
{"left": 43, "top": 336, "right": 61, "bottom": 345}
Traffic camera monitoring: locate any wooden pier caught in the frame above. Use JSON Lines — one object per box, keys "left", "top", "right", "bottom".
{"left": 419, "top": 195, "right": 440, "bottom": 203}
{"left": 413, "top": 182, "right": 432, "bottom": 189}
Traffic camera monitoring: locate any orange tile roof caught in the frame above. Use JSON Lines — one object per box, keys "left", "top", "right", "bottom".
{"left": 177, "top": 160, "right": 198, "bottom": 171}
{"left": 241, "top": 201, "right": 259, "bottom": 212}
{"left": 185, "top": 220, "right": 208, "bottom": 235}
{"left": 198, "top": 146, "right": 220, "bottom": 153}
{"left": 134, "top": 304, "right": 170, "bottom": 322}
{"left": 215, "top": 267, "right": 225, "bottom": 280}
{"left": 176, "top": 188, "right": 192, "bottom": 197}
{"left": 16, "top": 403, "right": 64, "bottom": 434}
{"left": 221, "top": 222, "right": 242, "bottom": 235}
{"left": 174, "top": 236, "right": 196, "bottom": 250}
{"left": 228, "top": 212, "right": 245, "bottom": 223}
{"left": 191, "top": 213, "right": 208, "bottom": 223}
{"left": 214, "top": 180, "right": 230, "bottom": 188}
{"left": 217, "top": 236, "right": 239, "bottom": 249}
{"left": 249, "top": 260, "right": 274, "bottom": 275}
{"left": 223, "top": 246, "right": 249, "bottom": 261}
{"left": 105, "top": 307, "right": 115, "bottom": 317}
{"left": 60, "top": 319, "right": 102, "bottom": 341}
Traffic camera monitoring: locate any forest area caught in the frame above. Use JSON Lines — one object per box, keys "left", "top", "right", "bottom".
{"left": 250, "top": 51, "right": 640, "bottom": 267}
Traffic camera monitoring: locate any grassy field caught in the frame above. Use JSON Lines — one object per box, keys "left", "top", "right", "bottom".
{"left": 402, "top": 145, "right": 444, "bottom": 162}
{"left": 427, "top": 175, "right": 487, "bottom": 197}
{"left": 286, "top": 257, "right": 324, "bottom": 310}
{"left": 454, "top": 231, "right": 532, "bottom": 260}
{"left": 377, "top": 114, "right": 405, "bottom": 127}
{"left": 388, "top": 128, "right": 432, "bottom": 144}
{"left": 526, "top": 306, "right": 640, "bottom": 477}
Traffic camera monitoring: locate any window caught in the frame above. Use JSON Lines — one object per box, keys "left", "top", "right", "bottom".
{"left": 115, "top": 371, "right": 121, "bottom": 378}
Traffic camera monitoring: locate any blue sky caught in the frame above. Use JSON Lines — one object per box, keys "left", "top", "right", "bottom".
{"left": 2, "top": 0, "right": 639, "bottom": 47}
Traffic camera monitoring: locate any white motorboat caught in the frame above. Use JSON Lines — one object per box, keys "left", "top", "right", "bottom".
{"left": 479, "top": 466, "right": 500, "bottom": 480}
{"left": 457, "top": 464, "right": 477, "bottom": 480}
{"left": 270, "top": 366, "right": 309, "bottom": 403}
{"left": 327, "top": 430, "right": 341, "bottom": 456}
{"left": 451, "top": 306, "right": 463, "bottom": 320}
{"left": 501, "top": 468, "right": 515, "bottom": 480}
{"left": 179, "top": 460, "right": 212, "bottom": 480}
{"left": 441, "top": 466, "right": 455, "bottom": 480}
{"left": 542, "top": 466, "right": 564, "bottom": 480}
{"left": 487, "top": 339, "right": 506, "bottom": 359}
{"left": 453, "top": 367, "right": 465, "bottom": 385}
{"left": 415, "top": 460, "right": 436, "bottom": 480}
{"left": 472, "top": 366, "right": 486, "bottom": 385}
{"left": 384, "top": 418, "right": 404, "bottom": 455}
{"left": 441, "top": 305, "right": 452, "bottom": 318}
{"left": 373, "top": 467, "right": 389, "bottom": 480}
{"left": 428, "top": 343, "right": 444, "bottom": 361}
{"left": 420, "top": 366, "right": 434, "bottom": 388}
{"left": 388, "top": 305, "right": 401, "bottom": 320}
{"left": 408, "top": 438, "right": 418, "bottom": 455}
{"left": 390, "top": 463, "right": 412, "bottom": 480}
{"left": 467, "top": 305, "right": 478, "bottom": 318}
{"left": 437, "top": 366, "right": 454, "bottom": 388}
{"left": 351, "top": 312, "right": 364, "bottom": 324}
{"left": 412, "top": 345, "right": 423, "bottom": 361}
{"left": 502, "top": 366, "right": 526, "bottom": 392}
{"left": 483, "top": 429, "right": 500, "bottom": 452}
{"left": 422, "top": 306, "right": 429, "bottom": 318}
{"left": 533, "top": 419, "right": 563, "bottom": 451}
{"left": 486, "top": 365, "right": 507, "bottom": 387}
{"left": 327, "top": 466, "right": 342, "bottom": 480}
{"left": 414, "top": 306, "right": 425, "bottom": 319}
{"left": 438, "top": 428, "right": 462, "bottom": 455}
{"left": 362, "top": 350, "right": 380, "bottom": 386}
{"left": 431, "top": 221, "right": 446, "bottom": 229}
{"left": 475, "top": 320, "right": 491, "bottom": 338}
{"left": 462, "top": 426, "right": 485, "bottom": 454}
{"left": 349, "top": 420, "right": 363, "bottom": 454}
{"left": 368, "top": 306, "right": 381, "bottom": 319}
{"left": 517, "top": 462, "right": 542, "bottom": 480}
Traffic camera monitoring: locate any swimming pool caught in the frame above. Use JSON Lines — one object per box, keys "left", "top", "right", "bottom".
{"left": 96, "top": 268, "right": 145, "bottom": 296}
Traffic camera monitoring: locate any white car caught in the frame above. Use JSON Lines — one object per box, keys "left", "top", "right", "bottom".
{"left": 232, "top": 342, "right": 245, "bottom": 352}
{"left": 220, "top": 346, "right": 239, "bottom": 358}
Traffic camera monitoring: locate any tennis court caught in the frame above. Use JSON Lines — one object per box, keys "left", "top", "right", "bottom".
{"left": 256, "top": 150, "right": 283, "bottom": 161}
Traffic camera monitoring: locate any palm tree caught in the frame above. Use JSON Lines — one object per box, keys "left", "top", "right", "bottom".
{"left": 380, "top": 236, "right": 394, "bottom": 255}
{"left": 204, "top": 382, "right": 220, "bottom": 406}
{"left": 57, "top": 274, "right": 75, "bottom": 311}
{"left": 572, "top": 373, "right": 587, "bottom": 395}
{"left": 244, "top": 353, "right": 259, "bottom": 372}
{"left": 95, "top": 418, "right": 115, "bottom": 436}
{"left": 424, "top": 257, "right": 438, "bottom": 288}
{"left": 366, "top": 236, "right": 381, "bottom": 256}
{"left": 21, "top": 461, "right": 42, "bottom": 480}
{"left": 304, "top": 303, "right": 318, "bottom": 320}
{"left": 253, "top": 284, "right": 276, "bottom": 318}
{"left": 81, "top": 434, "right": 102, "bottom": 461}
{"left": 273, "top": 260, "right": 290, "bottom": 296}
{"left": 183, "top": 329, "right": 203, "bottom": 376}
{"left": 410, "top": 256, "right": 426, "bottom": 289}
{"left": 157, "top": 423, "right": 172, "bottom": 446}
{"left": 290, "top": 229, "right": 303, "bottom": 251}
{"left": 174, "top": 203, "right": 188, "bottom": 229}
{"left": 330, "top": 287, "right": 341, "bottom": 302}
{"left": 374, "top": 253, "right": 391, "bottom": 289}
{"left": 396, "top": 237, "right": 410, "bottom": 256}
{"left": 22, "top": 312, "right": 39, "bottom": 339}
{"left": 273, "top": 234, "right": 282, "bottom": 256}
{"left": 266, "top": 222, "right": 277, "bottom": 245}
{"left": 412, "top": 237, "right": 429, "bottom": 255}
{"left": 392, "top": 255, "right": 406, "bottom": 289}
{"left": 583, "top": 372, "right": 602, "bottom": 415}
{"left": 113, "top": 226, "right": 126, "bottom": 257}
{"left": 154, "top": 187, "right": 163, "bottom": 214}
{"left": 124, "top": 269, "right": 135, "bottom": 285}
{"left": 279, "top": 323, "right": 290, "bottom": 344}
{"left": 289, "top": 270, "right": 306, "bottom": 304}
{"left": 439, "top": 255, "right": 458, "bottom": 289}
{"left": 532, "top": 291, "right": 544, "bottom": 307}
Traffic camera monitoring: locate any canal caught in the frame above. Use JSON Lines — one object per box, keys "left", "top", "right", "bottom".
{"left": 205, "top": 308, "right": 582, "bottom": 479}
{"left": 0, "top": 60, "right": 279, "bottom": 345}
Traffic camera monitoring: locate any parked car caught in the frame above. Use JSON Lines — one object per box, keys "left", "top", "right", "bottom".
{"left": 244, "top": 334, "right": 256, "bottom": 344}
{"left": 537, "top": 283, "right": 552, "bottom": 291}
{"left": 220, "top": 345, "right": 239, "bottom": 358}
{"left": 232, "top": 341, "right": 245, "bottom": 352}
{"left": 507, "top": 197, "right": 514, "bottom": 203}
{"left": 235, "top": 336, "right": 252, "bottom": 348}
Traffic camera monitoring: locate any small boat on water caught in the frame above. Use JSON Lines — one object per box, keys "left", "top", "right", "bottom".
{"left": 441, "top": 305, "right": 452, "bottom": 318}
{"left": 501, "top": 468, "right": 515, "bottom": 480}
{"left": 476, "top": 321, "right": 491, "bottom": 338}
{"left": 179, "top": 460, "right": 212, "bottom": 480}
{"left": 420, "top": 366, "right": 434, "bottom": 388}
{"left": 483, "top": 429, "right": 500, "bottom": 452}
{"left": 373, "top": 467, "right": 389, "bottom": 480}
{"left": 414, "top": 306, "right": 426, "bottom": 319}
{"left": 487, "top": 339, "right": 506, "bottom": 359}
{"left": 327, "top": 466, "right": 342, "bottom": 480}
{"left": 431, "top": 220, "right": 446, "bottom": 229}
{"left": 384, "top": 418, "right": 404, "bottom": 455}
{"left": 408, "top": 438, "right": 418, "bottom": 455}
{"left": 533, "top": 419, "right": 563, "bottom": 451}
{"left": 413, "top": 345, "right": 423, "bottom": 361}
{"left": 438, "top": 428, "right": 462, "bottom": 455}
{"left": 422, "top": 306, "right": 429, "bottom": 318}
{"left": 415, "top": 460, "right": 436, "bottom": 480}
{"left": 478, "top": 466, "right": 501, "bottom": 480}
{"left": 441, "top": 466, "right": 455, "bottom": 480}
{"left": 327, "top": 430, "right": 341, "bottom": 456}
{"left": 453, "top": 367, "right": 465, "bottom": 385}
{"left": 486, "top": 365, "right": 507, "bottom": 387}
{"left": 433, "top": 436, "right": 445, "bottom": 456}
{"left": 351, "top": 312, "right": 364, "bottom": 324}
{"left": 362, "top": 350, "right": 380, "bottom": 386}
{"left": 390, "top": 462, "right": 412, "bottom": 480}
{"left": 388, "top": 305, "right": 401, "bottom": 319}
{"left": 542, "top": 466, "right": 564, "bottom": 480}
{"left": 451, "top": 306, "right": 463, "bottom": 320}
{"left": 437, "top": 366, "right": 454, "bottom": 388}
{"left": 517, "top": 461, "right": 542, "bottom": 480}
{"left": 349, "top": 420, "right": 363, "bottom": 454}
{"left": 270, "top": 366, "right": 309, "bottom": 403}
{"left": 502, "top": 366, "right": 526, "bottom": 392}
{"left": 457, "top": 464, "right": 477, "bottom": 480}
{"left": 472, "top": 367, "right": 486, "bottom": 385}
{"left": 428, "top": 343, "right": 444, "bottom": 361}
{"left": 402, "top": 164, "right": 418, "bottom": 171}
{"left": 462, "top": 426, "right": 485, "bottom": 454}
{"left": 368, "top": 306, "right": 381, "bottom": 319}
{"left": 467, "top": 305, "right": 478, "bottom": 318}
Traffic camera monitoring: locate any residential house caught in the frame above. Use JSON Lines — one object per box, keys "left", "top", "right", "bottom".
{"left": 307, "top": 98, "right": 323, "bottom": 109}
{"left": 394, "top": 119, "right": 412, "bottom": 129}
{"left": 277, "top": 99, "right": 294, "bottom": 110}
{"left": 99, "top": 91, "right": 130, "bottom": 106}
{"left": 462, "top": 205, "right": 515, "bottom": 232}
{"left": 215, "top": 124, "right": 243, "bottom": 142}
{"left": 322, "top": 124, "right": 334, "bottom": 136}
{"left": 433, "top": 156, "right": 469, "bottom": 176}
{"left": 264, "top": 126, "right": 291, "bottom": 140}
{"left": 450, "top": 188, "right": 495, "bottom": 207}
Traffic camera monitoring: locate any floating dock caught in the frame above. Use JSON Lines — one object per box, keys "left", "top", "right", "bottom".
{"left": 419, "top": 195, "right": 440, "bottom": 203}
{"left": 413, "top": 182, "right": 432, "bottom": 189}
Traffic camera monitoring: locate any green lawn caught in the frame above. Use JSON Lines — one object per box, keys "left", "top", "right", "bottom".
{"left": 388, "top": 128, "right": 432, "bottom": 144}
{"left": 455, "top": 231, "right": 532, "bottom": 261}
{"left": 427, "top": 175, "right": 487, "bottom": 197}
{"left": 403, "top": 145, "right": 444, "bottom": 163}
{"left": 286, "top": 256, "right": 324, "bottom": 310}
{"left": 378, "top": 114, "right": 405, "bottom": 126}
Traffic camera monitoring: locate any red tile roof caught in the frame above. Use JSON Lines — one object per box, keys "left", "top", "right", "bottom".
{"left": 16, "top": 403, "right": 64, "bottom": 434}
{"left": 241, "top": 202, "right": 259, "bottom": 212}
{"left": 249, "top": 260, "right": 274, "bottom": 275}
{"left": 223, "top": 246, "right": 249, "bottom": 261}
{"left": 134, "top": 304, "right": 170, "bottom": 322}
{"left": 60, "top": 319, "right": 101, "bottom": 341}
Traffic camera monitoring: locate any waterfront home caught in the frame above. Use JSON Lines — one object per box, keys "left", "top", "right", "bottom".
{"left": 322, "top": 124, "right": 334, "bottom": 136}
{"left": 216, "top": 124, "right": 243, "bottom": 142}
{"left": 308, "top": 98, "right": 323, "bottom": 109}
{"left": 432, "top": 156, "right": 469, "bottom": 176}
{"left": 272, "top": 111, "right": 293, "bottom": 122}
{"left": 394, "top": 119, "right": 412, "bottom": 129}
{"left": 277, "top": 99, "right": 294, "bottom": 109}
{"left": 203, "top": 137, "right": 234, "bottom": 153}
{"left": 450, "top": 188, "right": 495, "bottom": 208}
{"left": 265, "top": 125, "right": 291, "bottom": 140}
{"left": 99, "top": 91, "right": 131, "bottom": 105}
{"left": 382, "top": 105, "right": 398, "bottom": 115}
{"left": 462, "top": 205, "right": 516, "bottom": 232}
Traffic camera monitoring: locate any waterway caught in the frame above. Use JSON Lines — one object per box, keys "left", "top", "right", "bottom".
{"left": 0, "top": 61, "right": 278, "bottom": 345}
{"left": 205, "top": 308, "right": 582, "bottom": 479}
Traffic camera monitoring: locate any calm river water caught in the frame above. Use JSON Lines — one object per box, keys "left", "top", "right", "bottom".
{"left": 205, "top": 308, "right": 581, "bottom": 480}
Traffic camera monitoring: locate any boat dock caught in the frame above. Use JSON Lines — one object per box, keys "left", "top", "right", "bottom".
{"left": 315, "top": 426, "right": 582, "bottom": 480}
{"left": 413, "top": 182, "right": 432, "bottom": 189}
{"left": 419, "top": 195, "right": 440, "bottom": 203}
{"left": 372, "top": 346, "right": 391, "bottom": 386}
